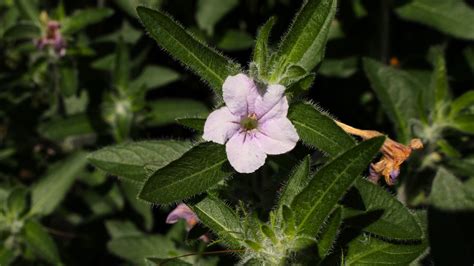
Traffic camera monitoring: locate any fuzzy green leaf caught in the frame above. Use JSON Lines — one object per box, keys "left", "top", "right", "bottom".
{"left": 139, "top": 142, "right": 232, "bottom": 204}
{"left": 253, "top": 17, "right": 276, "bottom": 79}
{"left": 278, "top": 155, "right": 311, "bottom": 210}
{"left": 344, "top": 179, "right": 423, "bottom": 240}
{"left": 29, "top": 152, "right": 87, "bottom": 216}
{"left": 23, "top": 220, "right": 61, "bottom": 264}
{"left": 191, "top": 195, "right": 242, "bottom": 248}
{"left": 62, "top": 8, "right": 114, "bottom": 35}
{"left": 288, "top": 102, "right": 356, "bottom": 157}
{"left": 363, "top": 58, "right": 422, "bottom": 143}
{"left": 272, "top": 0, "right": 337, "bottom": 79}
{"left": 430, "top": 167, "right": 474, "bottom": 211}
{"left": 137, "top": 7, "right": 240, "bottom": 94}
{"left": 345, "top": 233, "right": 427, "bottom": 265}
{"left": 317, "top": 207, "right": 342, "bottom": 259}
{"left": 291, "top": 137, "right": 384, "bottom": 237}
{"left": 176, "top": 117, "right": 206, "bottom": 133}
{"left": 88, "top": 140, "right": 192, "bottom": 183}
{"left": 396, "top": 0, "right": 474, "bottom": 40}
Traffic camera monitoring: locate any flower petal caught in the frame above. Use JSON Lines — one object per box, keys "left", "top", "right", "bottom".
{"left": 203, "top": 107, "right": 240, "bottom": 144}
{"left": 223, "top": 74, "right": 259, "bottom": 116}
{"left": 166, "top": 204, "right": 198, "bottom": 225}
{"left": 226, "top": 131, "right": 267, "bottom": 173}
{"left": 255, "top": 84, "right": 288, "bottom": 122}
{"left": 257, "top": 118, "right": 299, "bottom": 155}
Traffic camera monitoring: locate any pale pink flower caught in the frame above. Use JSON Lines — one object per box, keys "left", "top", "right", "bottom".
{"left": 203, "top": 74, "right": 299, "bottom": 173}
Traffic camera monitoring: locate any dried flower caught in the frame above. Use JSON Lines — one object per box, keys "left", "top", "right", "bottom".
{"left": 334, "top": 120, "right": 423, "bottom": 185}
{"left": 203, "top": 74, "right": 299, "bottom": 173}
{"left": 369, "top": 138, "right": 423, "bottom": 185}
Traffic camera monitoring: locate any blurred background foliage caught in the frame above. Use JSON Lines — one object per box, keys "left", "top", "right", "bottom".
{"left": 0, "top": 0, "right": 473, "bottom": 265}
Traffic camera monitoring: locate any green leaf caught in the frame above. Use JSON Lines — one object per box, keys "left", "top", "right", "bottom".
{"left": 23, "top": 220, "right": 61, "bottom": 264}
{"left": 430, "top": 167, "right": 474, "bottom": 211}
{"left": 319, "top": 57, "right": 358, "bottom": 78}
{"left": 344, "top": 179, "right": 423, "bottom": 240}
{"left": 146, "top": 258, "right": 192, "bottom": 266}
{"left": 29, "top": 152, "right": 87, "bottom": 216}
{"left": 91, "top": 53, "right": 115, "bottom": 71}
{"left": 144, "top": 99, "right": 209, "bottom": 127}
{"left": 176, "top": 117, "right": 206, "bottom": 132}
{"left": 317, "top": 207, "right": 342, "bottom": 259}
{"left": 95, "top": 20, "right": 143, "bottom": 44}
{"left": 253, "top": 17, "right": 276, "bottom": 80}
{"left": 452, "top": 114, "right": 474, "bottom": 134}
{"left": 114, "top": 0, "right": 163, "bottom": 18}
{"left": 107, "top": 235, "right": 175, "bottom": 265}
{"left": 5, "top": 187, "right": 29, "bottom": 217}
{"left": 288, "top": 102, "right": 355, "bottom": 157}
{"left": 428, "top": 46, "right": 450, "bottom": 110}
{"left": 0, "top": 245, "right": 15, "bottom": 266}
{"left": 38, "top": 113, "right": 95, "bottom": 141}
{"left": 59, "top": 61, "right": 78, "bottom": 97}
{"left": 83, "top": 184, "right": 124, "bottom": 216}
{"left": 217, "top": 30, "right": 254, "bottom": 51}
{"left": 396, "top": 0, "right": 474, "bottom": 40}
{"left": 88, "top": 140, "right": 192, "bottom": 183}
{"left": 121, "top": 182, "right": 153, "bottom": 230}
{"left": 62, "top": 8, "right": 114, "bottom": 35}
{"left": 3, "top": 22, "right": 40, "bottom": 40}
{"left": 114, "top": 39, "right": 130, "bottom": 94}
{"left": 450, "top": 91, "right": 474, "bottom": 117}
{"left": 139, "top": 142, "right": 232, "bottom": 204}
{"left": 277, "top": 155, "right": 311, "bottom": 211}
{"left": 130, "top": 65, "right": 180, "bottom": 91}
{"left": 195, "top": 0, "right": 238, "bottom": 35}
{"left": 105, "top": 220, "right": 143, "bottom": 239}
{"left": 345, "top": 233, "right": 427, "bottom": 265}
{"left": 363, "top": 58, "right": 422, "bottom": 143}
{"left": 445, "top": 157, "right": 474, "bottom": 177}
{"left": 291, "top": 137, "right": 384, "bottom": 237}
{"left": 464, "top": 46, "right": 474, "bottom": 74}
{"left": 191, "top": 195, "right": 242, "bottom": 248}
{"left": 15, "top": 0, "right": 39, "bottom": 24}
{"left": 137, "top": 7, "right": 240, "bottom": 95}
{"left": 271, "top": 0, "right": 337, "bottom": 79}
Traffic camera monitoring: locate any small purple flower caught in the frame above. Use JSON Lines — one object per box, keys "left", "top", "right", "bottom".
{"left": 203, "top": 74, "right": 299, "bottom": 173}
{"left": 166, "top": 203, "right": 199, "bottom": 228}
{"left": 35, "top": 20, "right": 66, "bottom": 57}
